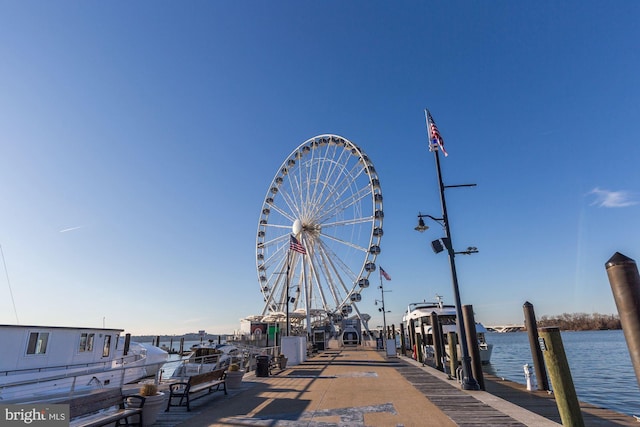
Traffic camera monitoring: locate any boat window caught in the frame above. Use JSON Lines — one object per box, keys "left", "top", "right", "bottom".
{"left": 102, "top": 335, "right": 111, "bottom": 357}
{"left": 79, "top": 333, "right": 95, "bottom": 352}
{"left": 26, "top": 332, "right": 49, "bottom": 355}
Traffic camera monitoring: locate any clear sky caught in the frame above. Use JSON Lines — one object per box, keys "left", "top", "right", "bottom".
{"left": 1, "top": 1, "right": 639, "bottom": 336}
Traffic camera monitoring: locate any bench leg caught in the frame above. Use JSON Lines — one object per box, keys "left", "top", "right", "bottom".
{"left": 115, "top": 413, "right": 143, "bottom": 427}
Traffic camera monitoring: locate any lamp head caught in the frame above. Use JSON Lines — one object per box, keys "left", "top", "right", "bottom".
{"left": 414, "top": 217, "right": 429, "bottom": 232}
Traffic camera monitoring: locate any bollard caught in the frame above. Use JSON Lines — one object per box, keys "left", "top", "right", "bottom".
{"left": 605, "top": 252, "right": 640, "bottom": 388}
{"left": 462, "top": 305, "right": 485, "bottom": 390}
{"left": 523, "top": 301, "right": 550, "bottom": 391}
{"left": 447, "top": 331, "right": 458, "bottom": 379}
{"left": 538, "top": 327, "right": 584, "bottom": 427}
{"left": 523, "top": 363, "right": 537, "bottom": 391}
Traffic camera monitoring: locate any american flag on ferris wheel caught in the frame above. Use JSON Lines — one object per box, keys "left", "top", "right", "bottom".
{"left": 380, "top": 267, "right": 391, "bottom": 281}
{"left": 289, "top": 234, "right": 307, "bottom": 254}
{"left": 425, "top": 109, "right": 448, "bottom": 157}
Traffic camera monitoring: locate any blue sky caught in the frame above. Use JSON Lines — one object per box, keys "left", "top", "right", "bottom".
{"left": 1, "top": 1, "right": 638, "bottom": 336}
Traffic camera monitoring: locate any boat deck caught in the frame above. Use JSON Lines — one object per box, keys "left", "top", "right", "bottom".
{"left": 149, "top": 347, "right": 638, "bottom": 426}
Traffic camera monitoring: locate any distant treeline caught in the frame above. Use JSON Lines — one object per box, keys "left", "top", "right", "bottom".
{"left": 537, "top": 313, "right": 621, "bottom": 331}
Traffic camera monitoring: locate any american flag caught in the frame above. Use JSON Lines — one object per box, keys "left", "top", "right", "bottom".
{"left": 380, "top": 267, "right": 391, "bottom": 281}
{"left": 425, "top": 109, "right": 448, "bottom": 157}
{"left": 289, "top": 235, "right": 307, "bottom": 254}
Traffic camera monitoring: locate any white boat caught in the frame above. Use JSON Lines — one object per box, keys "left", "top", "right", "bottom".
{"left": 402, "top": 296, "right": 493, "bottom": 364}
{"left": 171, "top": 342, "right": 239, "bottom": 378}
{"left": 0, "top": 324, "right": 168, "bottom": 403}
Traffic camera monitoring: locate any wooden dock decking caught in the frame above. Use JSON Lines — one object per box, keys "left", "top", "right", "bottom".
{"left": 147, "top": 348, "right": 638, "bottom": 426}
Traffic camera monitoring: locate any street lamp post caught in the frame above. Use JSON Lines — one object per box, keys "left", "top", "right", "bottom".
{"left": 376, "top": 275, "right": 391, "bottom": 351}
{"left": 374, "top": 298, "right": 390, "bottom": 348}
{"left": 416, "top": 145, "right": 480, "bottom": 391}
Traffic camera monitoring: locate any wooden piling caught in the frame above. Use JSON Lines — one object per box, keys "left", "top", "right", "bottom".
{"left": 447, "top": 331, "right": 459, "bottom": 378}
{"left": 538, "top": 327, "right": 584, "bottom": 427}
{"left": 462, "top": 305, "right": 485, "bottom": 390}
{"left": 523, "top": 301, "right": 549, "bottom": 391}
{"left": 123, "top": 333, "right": 131, "bottom": 356}
{"left": 605, "top": 252, "right": 640, "bottom": 388}
{"left": 430, "top": 312, "right": 444, "bottom": 370}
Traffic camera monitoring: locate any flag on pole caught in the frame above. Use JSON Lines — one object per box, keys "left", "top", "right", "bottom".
{"left": 380, "top": 267, "right": 391, "bottom": 281}
{"left": 425, "top": 109, "right": 448, "bottom": 157}
{"left": 289, "top": 234, "right": 307, "bottom": 254}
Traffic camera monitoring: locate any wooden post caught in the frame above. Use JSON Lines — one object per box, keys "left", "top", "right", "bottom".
{"left": 409, "top": 319, "right": 417, "bottom": 359}
{"left": 123, "top": 333, "right": 131, "bottom": 356}
{"left": 179, "top": 337, "right": 184, "bottom": 354}
{"left": 447, "top": 331, "right": 458, "bottom": 379}
{"left": 400, "top": 324, "right": 407, "bottom": 356}
{"left": 420, "top": 320, "right": 429, "bottom": 363}
{"left": 462, "top": 305, "right": 485, "bottom": 390}
{"left": 523, "top": 301, "right": 549, "bottom": 391}
{"left": 538, "top": 327, "right": 584, "bottom": 427}
{"left": 430, "top": 312, "right": 444, "bottom": 370}
{"left": 605, "top": 252, "right": 640, "bottom": 388}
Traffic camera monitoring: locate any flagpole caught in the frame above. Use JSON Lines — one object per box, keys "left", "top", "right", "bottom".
{"left": 286, "top": 249, "right": 291, "bottom": 337}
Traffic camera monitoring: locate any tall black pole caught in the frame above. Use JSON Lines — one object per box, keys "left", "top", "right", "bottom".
{"left": 433, "top": 148, "right": 479, "bottom": 390}
{"left": 286, "top": 250, "right": 291, "bottom": 337}
{"left": 380, "top": 272, "right": 388, "bottom": 350}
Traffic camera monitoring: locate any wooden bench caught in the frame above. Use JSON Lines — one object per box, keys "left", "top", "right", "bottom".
{"left": 165, "top": 368, "right": 227, "bottom": 411}
{"left": 66, "top": 388, "right": 145, "bottom": 427}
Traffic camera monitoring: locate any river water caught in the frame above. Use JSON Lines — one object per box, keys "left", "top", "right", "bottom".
{"left": 483, "top": 330, "right": 640, "bottom": 417}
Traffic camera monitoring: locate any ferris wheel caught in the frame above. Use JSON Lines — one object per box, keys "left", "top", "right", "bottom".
{"left": 256, "top": 134, "right": 383, "bottom": 333}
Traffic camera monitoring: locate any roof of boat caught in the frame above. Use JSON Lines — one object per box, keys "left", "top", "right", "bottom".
{"left": 0, "top": 324, "right": 124, "bottom": 332}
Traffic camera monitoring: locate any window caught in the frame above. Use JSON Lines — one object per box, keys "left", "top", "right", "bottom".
{"left": 102, "top": 335, "right": 111, "bottom": 357}
{"left": 79, "top": 333, "right": 95, "bottom": 352}
{"left": 26, "top": 332, "right": 49, "bottom": 355}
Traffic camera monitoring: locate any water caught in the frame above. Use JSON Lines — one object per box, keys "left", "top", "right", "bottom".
{"left": 484, "top": 330, "right": 640, "bottom": 417}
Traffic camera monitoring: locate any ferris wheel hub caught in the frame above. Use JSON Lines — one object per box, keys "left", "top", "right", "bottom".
{"left": 292, "top": 219, "right": 302, "bottom": 235}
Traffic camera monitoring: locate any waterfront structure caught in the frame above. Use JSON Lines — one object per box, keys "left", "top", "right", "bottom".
{"left": 0, "top": 324, "right": 168, "bottom": 402}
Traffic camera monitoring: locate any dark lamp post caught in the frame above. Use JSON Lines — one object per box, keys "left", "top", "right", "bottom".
{"left": 416, "top": 148, "right": 479, "bottom": 391}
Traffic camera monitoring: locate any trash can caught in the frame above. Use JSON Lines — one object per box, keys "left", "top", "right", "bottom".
{"left": 256, "top": 355, "right": 270, "bottom": 377}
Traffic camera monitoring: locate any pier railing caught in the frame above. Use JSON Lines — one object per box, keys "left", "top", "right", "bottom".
{"left": 0, "top": 355, "right": 153, "bottom": 404}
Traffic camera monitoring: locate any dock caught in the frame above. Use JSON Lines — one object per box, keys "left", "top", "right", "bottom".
{"left": 151, "top": 347, "right": 639, "bottom": 426}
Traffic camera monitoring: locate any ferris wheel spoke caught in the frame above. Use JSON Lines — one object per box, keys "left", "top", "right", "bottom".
{"left": 321, "top": 216, "right": 374, "bottom": 228}
{"left": 318, "top": 231, "right": 369, "bottom": 253}
{"left": 317, "top": 186, "right": 372, "bottom": 225}
{"left": 311, "top": 162, "right": 367, "bottom": 220}
{"left": 317, "top": 238, "right": 358, "bottom": 290}
{"left": 306, "top": 252, "right": 332, "bottom": 312}
{"left": 264, "top": 201, "right": 298, "bottom": 225}
{"left": 310, "top": 152, "right": 352, "bottom": 212}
